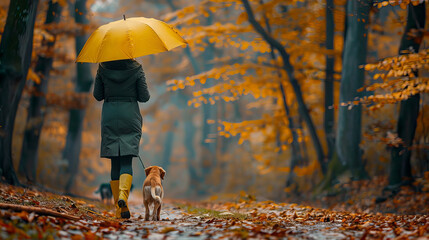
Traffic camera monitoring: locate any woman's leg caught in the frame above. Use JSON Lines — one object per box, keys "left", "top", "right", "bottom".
{"left": 111, "top": 157, "right": 120, "bottom": 180}
{"left": 119, "top": 155, "right": 133, "bottom": 176}
{"left": 110, "top": 157, "right": 121, "bottom": 218}
{"left": 118, "top": 156, "right": 133, "bottom": 218}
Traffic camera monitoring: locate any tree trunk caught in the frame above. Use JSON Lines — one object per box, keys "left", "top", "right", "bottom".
{"left": 160, "top": 120, "right": 178, "bottom": 171}
{"left": 242, "top": 0, "right": 327, "bottom": 174}
{"left": 0, "top": 0, "right": 39, "bottom": 185}
{"left": 274, "top": 49, "right": 303, "bottom": 188}
{"left": 282, "top": 82, "right": 303, "bottom": 187}
{"left": 183, "top": 109, "right": 200, "bottom": 185}
{"left": 298, "top": 117, "right": 310, "bottom": 167}
{"left": 260, "top": 0, "right": 303, "bottom": 186}
{"left": 166, "top": 0, "right": 207, "bottom": 195}
{"left": 19, "top": 0, "right": 62, "bottom": 183}
{"left": 389, "top": 2, "right": 425, "bottom": 187}
{"left": 325, "top": 0, "right": 335, "bottom": 161}
{"left": 335, "top": 0, "right": 371, "bottom": 180}
{"left": 63, "top": 0, "right": 92, "bottom": 192}
{"left": 199, "top": 11, "right": 218, "bottom": 183}
{"left": 342, "top": 1, "right": 348, "bottom": 61}
{"left": 219, "top": 101, "right": 229, "bottom": 154}
{"left": 201, "top": 100, "right": 217, "bottom": 176}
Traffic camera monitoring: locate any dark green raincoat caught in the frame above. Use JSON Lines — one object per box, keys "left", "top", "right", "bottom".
{"left": 93, "top": 60, "right": 150, "bottom": 158}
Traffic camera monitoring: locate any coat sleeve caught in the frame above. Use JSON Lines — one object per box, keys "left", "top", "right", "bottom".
{"left": 93, "top": 66, "right": 104, "bottom": 101}
{"left": 136, "top": 67, "right": 150, "bottom": 102}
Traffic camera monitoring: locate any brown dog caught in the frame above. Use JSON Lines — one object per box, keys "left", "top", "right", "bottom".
{"left": 143, "top": 166, "right": 165, "bottom": 221}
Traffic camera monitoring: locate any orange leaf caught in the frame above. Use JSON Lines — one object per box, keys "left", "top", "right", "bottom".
{"left": 27, "top": 69, "right": 41, "bottom": 84}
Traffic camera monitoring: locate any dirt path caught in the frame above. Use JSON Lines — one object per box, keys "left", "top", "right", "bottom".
{"left": 121, "top": 203, "right": 348, "bottom": 240}
{"left": 0, "top": 182, "right": 427, "bottom": 239}
{"left": 89, "top": 201, "right": 427, "bottom": 239}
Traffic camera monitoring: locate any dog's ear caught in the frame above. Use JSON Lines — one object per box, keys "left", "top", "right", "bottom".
{"left": 159, "top": 167, "right": 166, "bottom": 180}
{"left": 144, "top": 166, "right": 153, "bottom": 176}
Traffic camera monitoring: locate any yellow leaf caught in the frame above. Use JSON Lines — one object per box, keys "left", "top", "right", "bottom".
{"left": 379, "top": 156, "right": 389, "bottom": 163}
{"left": 278, "top": 167, "right": 290, "bottom": 172}
{"left": 178, "top": 82, "right": 185, "bottom": 89}
{"left": 364, "top": 64, "right": 372, "bottom": 71}
{"left": 411, "top": 0, "right": 420, "bottom": 6}
{"left": 240, "top": 41, "right": 249, "bottom": 50}
{"left": 27, "top": 69, "right": 41, "bottom": 84}
{"left": 236, "top": 11, "right": 248, "bottom": 25}
{"left": 193, "top": 91, "right": 202, "bottom": 97}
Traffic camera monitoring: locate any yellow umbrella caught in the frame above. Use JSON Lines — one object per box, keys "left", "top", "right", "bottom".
{"left": 76, "top": 16, "right": 187, "bottom": 63}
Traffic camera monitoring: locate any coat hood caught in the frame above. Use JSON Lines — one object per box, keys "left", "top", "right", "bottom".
{"left": 98, "top": 60, "right": 142, "bottom": 83}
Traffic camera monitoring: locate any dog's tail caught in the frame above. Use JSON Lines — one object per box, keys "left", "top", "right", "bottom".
{"left": 150, "top": 186, "right": 162, "bottom": 203}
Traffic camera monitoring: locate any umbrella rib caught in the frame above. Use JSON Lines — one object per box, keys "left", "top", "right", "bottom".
{"left": 96, "top": 29, "right": 110, "bottom": 63}
{"left": 145, "top": 23, "right": 169, "bottom": 52}
{"left": 126, "top": 22, "right": 134, "bottom": 59}
{"left": 157, "top": 20, "right": 187, "bottom": 49}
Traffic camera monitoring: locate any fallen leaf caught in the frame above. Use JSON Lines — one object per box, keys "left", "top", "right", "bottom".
{"left": 159, "top": 227, "right": 177, "bottom": 233}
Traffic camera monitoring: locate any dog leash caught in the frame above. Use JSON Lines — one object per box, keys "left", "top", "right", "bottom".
{"left": 137, "top": 155, "right": 145, "bottom": 169}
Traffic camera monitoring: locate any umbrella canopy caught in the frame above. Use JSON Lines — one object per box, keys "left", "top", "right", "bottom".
{"left": 76, "top": 17, "right": 187, "bottom": 63}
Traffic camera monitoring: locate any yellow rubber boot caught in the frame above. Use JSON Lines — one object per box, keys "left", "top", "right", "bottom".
{"left": 118, "top": 174, "right": 132, "bottom": 219}
{"left": 109, "top": 180, "right": 121, "bottom": 218}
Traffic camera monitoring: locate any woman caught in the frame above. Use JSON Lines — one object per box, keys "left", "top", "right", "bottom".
{"left": 93, "top": 59, "right": 150, "bottom": 219}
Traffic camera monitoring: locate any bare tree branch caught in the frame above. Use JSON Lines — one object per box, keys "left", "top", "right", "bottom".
{"left": 0, "top": 202, "right": 80, "bottom": 221}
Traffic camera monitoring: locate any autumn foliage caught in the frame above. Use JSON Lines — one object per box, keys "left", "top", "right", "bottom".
{"left": 1, "top": 0, "right": 429, "bottom": 238}
{"left": 0, "top": 0, "right": 427, "bottom": 221}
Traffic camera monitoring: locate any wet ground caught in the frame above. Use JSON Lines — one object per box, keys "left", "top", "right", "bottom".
{"left": 1, "top": 183, "right": 426, "bottom": 239}
{"left": 94, "top": 202, "right": 406, "bottom": 240}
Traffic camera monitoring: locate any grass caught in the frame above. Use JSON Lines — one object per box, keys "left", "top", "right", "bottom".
{"left": 177, "top": 204, "right": 248, "bottom": 220}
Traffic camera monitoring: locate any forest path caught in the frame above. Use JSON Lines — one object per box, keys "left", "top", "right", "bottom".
{"left": 103, "top": 202, "right": 347, "bottom": 240}
{"left": 99, "top": 201, "right": 407, "bottom": 240}
{"left": 0, "top": 182, "right": 426, "bottom": 239}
